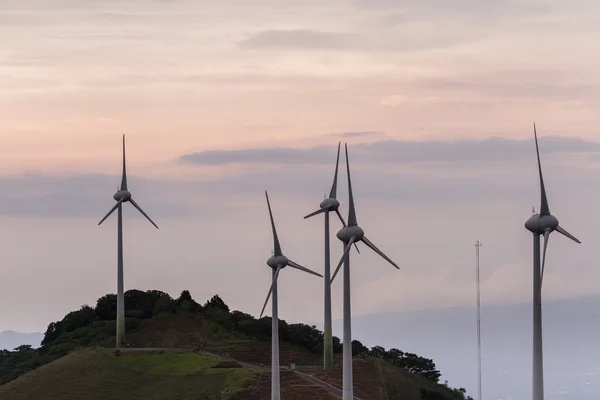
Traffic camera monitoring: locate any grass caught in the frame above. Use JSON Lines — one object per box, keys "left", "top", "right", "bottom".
{"left": 115, "top": 350, "right": 249, "bottom": 390}
{"left": 203, "top": 320, "right": 250, "bottom": 343}
{"left": 115, "top": 350, "right": 220, "bottom": 374}
{"left": 0, "top": 348, "right": 254, "bottom": 400}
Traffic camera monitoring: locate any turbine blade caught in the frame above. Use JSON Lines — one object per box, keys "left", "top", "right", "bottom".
{"left": 329, "top": 142, "right": 341, "bottom": 199}
{"left": 556, "top": 225, "right": 581, "bottom": 244}
{"left": 121, "top": 134, "right": 128, "bottom": 191}
{"left": 260, "top": 266, "right": 281, "bottom": 318}
{"left": 98, "top": 199, "right": 123, "bottom": 225}
{"left": 288, "top": 260, "right": 323, "bottom": 278}
{"left": 533, "top": 124, "right": 550, "bottom": 215}
{"left": 265, "top": 191, "right": 283, "bottom": 256}
{"left": 304, "top": 208, "right": 328, "bottom": 219}
{"left": 331, "top": 238, "right": 355, "bottom": 284}
{"left": 130, "top": 198, "right": 159, "bottom": 229}
{"left": 335, "top": 209, "right": 347, "bottom": 227}
{"left": 353, "top": 242, "right": 361, "bottom": 254}
{"left": 345, "top": 143, "right": 358, "bottom": 226}
{"left": 541, "top": 229, "right": 550, "bottom": 284}
{"left": 361, "top": 236, "right": 399, "bottom": 269}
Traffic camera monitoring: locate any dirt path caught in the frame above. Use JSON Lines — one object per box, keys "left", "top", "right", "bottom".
{"left": 290, "top": 369, "right": 361, "bottom": 399}
{"left": 124, "top": 347, "right": 362, "bottom": 399}
{"left": 197, "top": 348, "right": 361, "bottom": 399}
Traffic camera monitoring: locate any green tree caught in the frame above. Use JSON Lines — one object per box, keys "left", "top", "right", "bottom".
{"left": 204, "top": 295, "right": 229, "bottom": 312}
{"left": 397, "top": 352, "right": 441, "bottom": 383}
{"left": 370, "top": 345, "right": 387, "bottom": 359}
{"left": 175, "top": 290, "right": 202, "bottom": 313}
{"left": 286, "top": 324, "right": 323, "bottom": 354}
{"left": 62, "top": 305, "right": 96, "bottom": 332}
{"left": 351, "top": 340, "right": 369, "bottom": 356}
{"left": 95, "top": 294, "right": 117, "bottom": 320}
{"left": 41, "top": 322, "right": 61, "bottom": 346}
{"left": 42, "top": 305, "right": 97, "bottom": 346}
{"left": 153, "top": 294, "right": 176, "bottom": 316}
{"left": 385, "top": 348, "right": 404, "bottom": 362}
{"left": 332, "top": 336, "right": 343, "bottom": 353}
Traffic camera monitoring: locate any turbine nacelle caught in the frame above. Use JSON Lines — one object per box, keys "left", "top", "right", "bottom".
{"left": 113, "top": 190, "right": 132, "bottom": 202}
{"left": 337, "top": 225, "right": 364, "bottom": 243}
{"left": 319, "top": 197, "right": 340, "bottom": 210}
{"left": 267, "top": 255, "right": 289, "bottom": 269}
{"left": 525, "top": 214, "right": 559, "bottom": 235}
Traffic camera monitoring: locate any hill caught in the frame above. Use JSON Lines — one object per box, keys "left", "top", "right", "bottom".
{"left": 0, "top": 289, "right": 473, "bottom": 399}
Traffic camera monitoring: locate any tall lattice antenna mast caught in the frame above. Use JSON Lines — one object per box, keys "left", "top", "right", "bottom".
{"left": 475, "top": 240, "right": 483, "bottom": 400}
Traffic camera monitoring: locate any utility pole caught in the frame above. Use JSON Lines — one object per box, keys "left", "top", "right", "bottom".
{"left": 475, "top": 240, "right": 483, "bottom": 400}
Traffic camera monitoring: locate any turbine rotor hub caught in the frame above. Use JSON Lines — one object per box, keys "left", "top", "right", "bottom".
{"left": 114, "top": 190, "right": 132, "bottom": 202}
{"left": 267, "top": 255, "right": 288, "bottom": 269}
{"left": 337, "top": 225, "right": 364, "bottom": 242}
{"left": 525, "top": 214, "right": 559, "bottom": 234}
{"left": 319, "top": 198, "right": 340, "bottom": 210}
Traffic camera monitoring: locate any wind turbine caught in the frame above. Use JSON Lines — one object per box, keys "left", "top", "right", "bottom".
{"left": 331, "top": 143, "right": 399, "bottom": 400}
{"left": 304, "top": 142, "right": 359, "bottom": 371}
{"left": 260, "top": 191, "right": 322, "bottom": 400}
{"left": 524, "top": 124, "right": 580, "bottom": 400}
{"left": 98, "top": 134, "right": 159, "bottom": 348}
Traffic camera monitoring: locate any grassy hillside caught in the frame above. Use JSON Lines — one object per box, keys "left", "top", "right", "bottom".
{"left": 0, "top": 348, "right": 250, "bottom": 400}
{"left": 0, "top": 348, "right": 339, "bottom": 400}
{"left": 0, "top": 346, "right": 469, "bottom": 400}
{"left": 0, "top": 289, "right": 473, "bottom": 400}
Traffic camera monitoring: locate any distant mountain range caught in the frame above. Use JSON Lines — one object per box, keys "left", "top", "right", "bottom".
{"left": 0, "top": 331, "right": 43, "bottom": 351}
{"left": 329, "top": 295, "right": 600, "bottom": 400}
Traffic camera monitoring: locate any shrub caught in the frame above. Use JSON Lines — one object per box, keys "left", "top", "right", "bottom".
{"left": 212, "top": 360, "right": 243, "bottom": 369}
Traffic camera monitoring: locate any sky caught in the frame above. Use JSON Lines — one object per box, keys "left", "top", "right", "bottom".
{"left": 1, "top": 0, "right": 600, "bottom": 333}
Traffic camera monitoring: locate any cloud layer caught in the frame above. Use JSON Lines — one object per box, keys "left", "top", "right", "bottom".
{"left": 2, "top": 136, "right": 599, "bottom": 218}
{"left": 181, "top": 136, "right": 600, "bottom": 166}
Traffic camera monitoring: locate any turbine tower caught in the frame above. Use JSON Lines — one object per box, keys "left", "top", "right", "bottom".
{"left": 475, "top": 240, "right": 482, "bottom": 400}
{"left": 331, "top": 143, "right": 399, "bottom": 400}
{"left": 304, "top": 142, "right": 358, "bottom": 371}
{"left": 524, "top": 124, "right": 580, "bottom": 400}
{"left": 260, "top": 191, "right": 322, "bottom": 400}
{"left": 98, "top": 134, "right": 159, "bottom": 348}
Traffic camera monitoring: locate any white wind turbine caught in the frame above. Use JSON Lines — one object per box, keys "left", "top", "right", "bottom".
{"left": 304, "top": 142, "right": 359, "bottom": 371}
{"left": 98, "top": 134, "right": 159, "bottom": 348}
{"left": 331, "top": 143, "right": 400, "bottom": 400}
{"left": 524, "top": 124, "right": 580, "bottom": 400}
{"left": 260, "top": 190, "right": 322, "bottom": 400}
